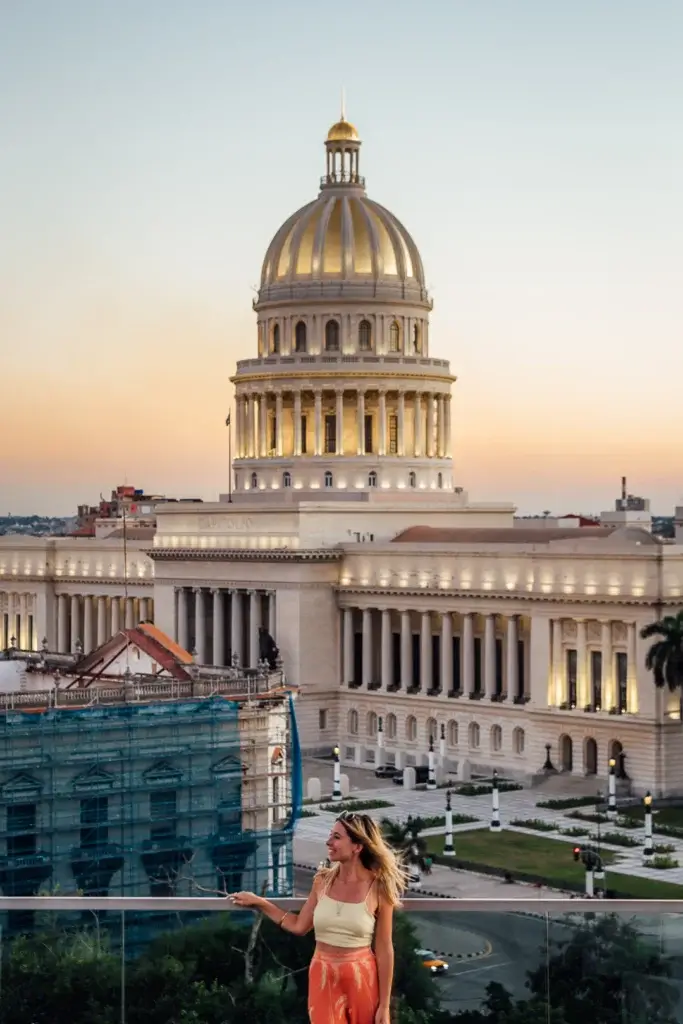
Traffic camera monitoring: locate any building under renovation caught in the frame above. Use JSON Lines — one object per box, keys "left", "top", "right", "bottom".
{"left": 0, "top": 624, "right": 300, "bottom": 924}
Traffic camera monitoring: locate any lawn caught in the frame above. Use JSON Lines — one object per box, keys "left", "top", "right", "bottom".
{"left": 621, "top": 804, "right": 683, "bottom": 828}
{"left": 425, "top": 829, "right": 683, "bottom": 899}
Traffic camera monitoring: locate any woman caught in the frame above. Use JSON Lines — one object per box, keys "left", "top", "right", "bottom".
{"left": 230, "top": 811, "right": 406, "bottom": 1024}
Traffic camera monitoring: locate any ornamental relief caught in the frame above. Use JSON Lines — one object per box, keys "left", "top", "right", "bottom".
{"left": 562, "top": 620, "right": 577, "bottom": 641}
{"left": 586, "top": 621, "right": 602, "bottom": 643}
{"left": 612, "top": 622, "right": 627, "bottom": 642}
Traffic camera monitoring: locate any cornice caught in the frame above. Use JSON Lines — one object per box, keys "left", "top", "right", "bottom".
{"left": 147, "top": 548, "right": 343, "bottom": 563}
{"left": 0, "top": 576, "right": 154, "bottom": 588}
{"left": 335, "top": 585, "right": 677, "bottom": 608}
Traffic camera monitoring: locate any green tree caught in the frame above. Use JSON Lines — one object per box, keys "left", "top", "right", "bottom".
{"left": 641, "top": 610, "right": 683, "bottom": 704}
{"left": 382, "top": 816, "right": 428, "bottom": 884}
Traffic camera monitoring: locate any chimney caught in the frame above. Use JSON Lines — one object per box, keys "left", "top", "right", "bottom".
{"left": 621, "top": 476, "right": 627, "bottom": 501}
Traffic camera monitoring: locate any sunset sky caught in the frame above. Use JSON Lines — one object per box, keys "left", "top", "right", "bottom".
{"left": 2, "top": 0, "right": 682, "bottom": 516}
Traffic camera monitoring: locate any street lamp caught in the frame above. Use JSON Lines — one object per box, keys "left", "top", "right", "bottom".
{"left": 332, "top": 746, "right": 342, "bottom": 802}
{"left": 443, "top": 790, "right": 455, "bottom": 857}
{"left": 643, "top": 791, "right": 654, "bottom": 865}
{"left": 607, "top": 758, "right": 617, "bottom": 818}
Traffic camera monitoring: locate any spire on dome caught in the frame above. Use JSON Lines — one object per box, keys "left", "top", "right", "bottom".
{"left": 323, "top": 98, "right": 363, "bottom": 189}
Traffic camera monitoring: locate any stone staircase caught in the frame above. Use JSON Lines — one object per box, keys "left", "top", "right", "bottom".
{"left": 532, "top": 772, "right": 603, "bottom": 797}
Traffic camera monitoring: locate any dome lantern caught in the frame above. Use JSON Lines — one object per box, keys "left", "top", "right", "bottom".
{"left": 322, "top": 98, "right": 364, "bottom": 190}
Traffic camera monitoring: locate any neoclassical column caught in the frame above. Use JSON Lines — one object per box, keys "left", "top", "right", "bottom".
{"left": 601, "top": 620, "right": 612, "bottom": 709}
{"left": 249, "top": 590, "right": 260, "bottom": 667}
{"left": 576, "top": 619, "right": 587, "bottom": 707}
{"left": 436, "top": 395, "right": 445, "bottom": 457}
{"left": 357, "top": 389, "right": 366, "bottom": 455}
{"left": 400, "top": 610, "right": 412, "bottom": 689}
{"left": 440, "top": 611, "right": 453, "bottom": 694}
{"left": 426, "top": 393, "right": 436, "bottom": 457}
{"left": 462, "top": 612, "right": 474, "bottom": 695}
{"left": 83, "top": 596, "right": 94, "bottom": 653}
{"left": 97, "top": 596, "right": 107, "bottom": 646}
{"left": 124, "top": 596, "right": 135, "bottom": 630}
{"left": 506, "top": 615, "right": 519, "bottom": 699}
{"left": 70, "top": 595, "right": 80, "bottom": 652}
{"left": 627, "top": 621, "right": 638, "bottom": 713}
{"left": 484, "top": 613, "right": 496, "bottom": 698}
{"left": 230, "top": 589, "right": 244, "bottom": 664}
{"left": 314, "top": 390, "right": 323, "bottom": 456}
{"left": 420, "top": 611, "right": 432, "bottom": 691}
{"left": 343, "top": 607, "right": 354, "bottom": 684}
{"left": 111, "top": 597, "right": 121, "bottom": 636}
{"left": 551, "top": 618, "right": 563, "bottom": 705}
{"left": 212, "top": 589, "right": 225, "bottom": 666}
{"left": 294, "top": 389, "right": 302, "bottom": 456}
{"left": 336, "top": 389, "right": 344, "bottom": 455}
{"left": 362, "top": 608, "right": 373, "bottom": 686}
{"left": 397, "top": 391, "right": 405, "bottom": 456}
{"left": 259, "top": 394, "right": 268, "bottom": 457}
{"left": 275, "top": 391, "right": 283, "bottom": 457}
{"left": 235, "top": 394, "right": 243, "bottom": 458}
{"left": 267, "top": 592, "right": 276, "bottom": 637}
{"left": 444, "top": 395, "right": 452, "bottom": 457}
{"left": 380, "top": 608, "right": 392, "bottom": 690}
{"left": 378, "top": 389, "right": 387, "bottom": 456}
{"left": 414, "top": 392, "right": 423, "bottom": 456}
{"left": 57, "top": 594, "right": 69, "bottom": 653}
{"left": 246, "top": 396, "right": 254, "bottom": 458}
{"left": 177, "top": 589, "right": 189, "bottom": 650}
{"left": 194, "top": 588, "right": 206, "bottom": 661}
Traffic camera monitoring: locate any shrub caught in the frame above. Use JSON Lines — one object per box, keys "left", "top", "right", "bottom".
{"left": 510, "top": 818, "right": 556, "bottom": 832}
{"left": 651, "top": 855, "right": 680, "bottom": 869}
{"left": 560, "top": 826, "right": 590, "bottom": 837}
{"left": 597, "top": 831, "right": 641, "bottom": 848}
{"left": 653, "top": 843, "right": 676, "bottom": 854}
{"left": 319, "top": 799, "right": 394, "bottom": 813}
{"left": 536, "top": 795, "right": 598, "bottom": 810}
{"left": 567, "top": 810, "right": 610, "bottom": 824}
{"left": 455, "top": 782, "right": 522, "bottom": 797}
{"left": 654, "top": 823, "right": 683, "bottom": 839}
{"left": 614, "top": 816, "right": 641, "bottom": 830}
{"left": 299, "top": 809, "right": 318, "bottom": 818}
{"left": 411, "top": 813, "right": 479, "bottom": 829}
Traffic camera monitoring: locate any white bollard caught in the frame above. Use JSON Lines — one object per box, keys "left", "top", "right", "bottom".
{"left": 443, "top": 790, "right": 455, "bottom": 856}
{"left": 427, "top": 737, "right": 437, "bottom": 790}
{"left": 377, "top": 717, "right": 385, "bottom": 768}
{"left": 490, "top": 769, "right": 501, "bottom": 832}
{"left": 643, "top": 791, "right": 654, "bottom": 865}
{"left": 607, "top": 758, "right": 617, "bottom": 819}
{"left": 332, "top": 746, "right": 342, "bottom": 802}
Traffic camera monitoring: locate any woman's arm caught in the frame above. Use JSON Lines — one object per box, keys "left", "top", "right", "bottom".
{"left": 230, "top": 878, "right": 320, "bottom": 936}
{"left": 374, "top": 897, "right": 395, "bottom": 1020}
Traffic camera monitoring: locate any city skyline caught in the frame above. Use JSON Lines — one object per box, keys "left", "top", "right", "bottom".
{"left": 2, "top": 1, "right": 682, "bottom": 516}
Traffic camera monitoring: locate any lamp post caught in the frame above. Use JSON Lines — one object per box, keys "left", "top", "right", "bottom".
{"left": 443, "top": 789, "right": 455, "bottom": 856}
{"left": 439, "top": 722, "right": 446, "bottom": 763}
{"left": 490, "top": 769, "right": 501, "bottom": 832}
{"left": 607, "top": 758, "right": 617, "bottom": 819}
{"left": 332, "top": 746, "right": 342, "bottom": 802}
{"left": 594, "top": 789, "right": 605, "bottom": 884}
{"left": 427, "top": 736, "right": 437, "bottom": 790}
{"left": 643, "top": 791, "right": 654, "bottom": 865}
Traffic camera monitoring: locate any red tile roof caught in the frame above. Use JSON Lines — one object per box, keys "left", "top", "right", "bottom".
{"left": 391, "top": 526, "right": 615, "bottom": 544}
{"left": 70, "top": 625, "right": 193, "bottom": 685}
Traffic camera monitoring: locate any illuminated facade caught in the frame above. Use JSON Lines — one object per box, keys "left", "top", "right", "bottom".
{"left": 3, "top": 116, "right": 683, "bottom": 795}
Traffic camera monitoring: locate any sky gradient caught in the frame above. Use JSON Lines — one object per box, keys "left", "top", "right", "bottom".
{"left": 2, "top": 0, "right": 682, "bottom": 516}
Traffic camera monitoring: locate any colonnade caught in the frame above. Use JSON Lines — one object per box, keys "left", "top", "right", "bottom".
{"left": 175, "top": 587, "right": 276, "bottom": 668}
{"left": 341, "top": 608, "right": 527, "bottom": 702}
{"left": 0, "top": 592, "right": 36, "bottom": 651}
{"left": 55, "top": 594, "right": 153, "bottom": 654}
{"left": 551, "top": 618, "right": 637, "bottom": 713}
{"left": 235, "top": 388, "right": 452, "bottom": 460}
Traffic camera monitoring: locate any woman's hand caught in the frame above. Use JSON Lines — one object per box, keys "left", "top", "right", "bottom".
{"left": 374, "top": 1005, "right": 390, "bottom": 1024}
{"left": 229, "top": 891, "right": 264, "bottom": 909}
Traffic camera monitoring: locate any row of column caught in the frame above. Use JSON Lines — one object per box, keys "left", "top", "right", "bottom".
{"left": 176, "top": 587, "right": 276, "bottom": 668}
{"left": 342, "top": 608, "right": 524, "bottom": 700}
{"left": 56, "top": 594, "right": 153, "bottom": 654}
{"left": 551, "top": 619, "right": 638, "bottom": 712}
{"left": 0, "top": 593, "right": 35, "bottom": 651}
{"left": 235, "top": 389, "right": 452, "bottom": 460}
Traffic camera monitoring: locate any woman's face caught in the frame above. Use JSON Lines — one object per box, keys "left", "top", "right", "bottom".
{"left": 326, "top": 820, "right": 362, "bottom": 863}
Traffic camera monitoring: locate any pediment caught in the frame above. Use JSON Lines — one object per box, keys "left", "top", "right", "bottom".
{"left": 1, "top": 772, "right": 42, "bottom": 800}
{"left": 211, "top": 755, "right": 245, "bottom": 778}
{"left": 143, "top": 760, "right": 183, "bottom": 786}
{"left": 71, "top": 765, "right": 117, "bottom": 792}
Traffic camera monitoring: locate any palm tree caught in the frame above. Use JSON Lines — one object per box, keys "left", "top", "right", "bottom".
{"left": 381, "top": 816, "right": 428, "bottom": 888}
{"left": 641, "top": 611, "right": 683, "bottom": 711}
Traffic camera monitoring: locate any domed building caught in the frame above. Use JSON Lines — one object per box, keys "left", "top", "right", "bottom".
{"left": 231, "top": 117, "right": 455, "bottom": 497}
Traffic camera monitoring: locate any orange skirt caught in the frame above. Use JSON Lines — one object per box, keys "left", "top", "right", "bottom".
{"left": 308, "top": 946, "right": 379, "bottom": 1024}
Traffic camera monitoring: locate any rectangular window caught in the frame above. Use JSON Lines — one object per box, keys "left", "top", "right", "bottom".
{"left": 270, "top": 415, "right": 277, "bottom": 452}
{"left": 566, "top": 649, "right": 577, "bottom": 706}
{"left": 616, "top": 652, "right": 628, "bottom": 711}
{"left": 150, "top": 789, "right": 177, "bottom": 840}
{"left": 7, "top": 803, "right": 36, "bottom": 834}
{"left": 324, "top": 414, "right": 336, "bottom": 454}
{"left": 591, "top": 650, "right": 602, "bottom": 708}
{"left": 80, "top": 796, "right": 108, "bottom": 848}
{"left": 301, "top": 415, "right": 308, "bottom": 454}
{"left": 318, "top": 709, "right": 328, "bottom": 731}
{"left": 388, "top": 415, "right": 398, "bottom": 454}
{"left": 364, "top": 414, "right": 373, "bottom": 454}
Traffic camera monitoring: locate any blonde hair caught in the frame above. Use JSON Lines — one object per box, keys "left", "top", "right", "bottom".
{"left": 319, "top": 812, "right": 408, "bottom": 908}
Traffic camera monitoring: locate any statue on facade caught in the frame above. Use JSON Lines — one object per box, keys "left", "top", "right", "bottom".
{"left": 258, "top": 627, "right": 280, "bottom": 670}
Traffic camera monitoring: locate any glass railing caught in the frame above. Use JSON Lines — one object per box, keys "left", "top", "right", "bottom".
{"left": 1, "top": 897, "right": 682, "bottom": 1023}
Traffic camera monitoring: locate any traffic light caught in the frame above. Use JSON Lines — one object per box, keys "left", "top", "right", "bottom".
{"left": 573, "top": 846, "right": 582, "bottom": 862}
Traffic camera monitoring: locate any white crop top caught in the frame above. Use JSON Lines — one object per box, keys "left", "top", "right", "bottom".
{"left": 313, "top": 891, "right": 376, "bottom": 948}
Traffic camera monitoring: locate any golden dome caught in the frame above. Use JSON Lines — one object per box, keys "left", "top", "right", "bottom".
{"left": 327, "top": 118, "right": 359, "bottom": 142}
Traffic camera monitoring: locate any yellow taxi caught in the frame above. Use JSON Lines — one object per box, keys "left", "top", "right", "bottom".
{"left": 416, "top": 948, "right": 449, "bottom": 975}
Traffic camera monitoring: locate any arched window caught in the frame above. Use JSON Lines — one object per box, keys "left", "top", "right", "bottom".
{"left": 491, "top": 725, "right": 502, "bottom": 752}
{"left": 282, "top": 471, "right": 291, "bottom": 488}
{"left": 413, "top": 323, "right": 421, "bottom": 354}
{"left": 367, "top": 711, "right": 378, "bottom": 737}
{"left": 295, "top": 320, "right": 307, "bottom": 353}
{"left": 409, "top": 471, "right": 416, "bottom": 489}
{"left": 469, "top": 722, "right": 480, "bottom": 749}
{"left": 386, "top": 713, "right": 397, "bottom": 740}
{"left": 405, "top": 715, "right": 417, "bottom": 742}
{"left": 368, "top": 471, "right": 377, "bottom": 488}
{"left": 427, "top": 717, "right": 438, "bottom": 743}
{"left": 447, "top": 720, "right": 458, "bottom": 747}
{"left": 437, "top": 472, "right": 443, "bottom": 489}
{"left": 513, "top": 727, "right": 525, "bottom": 755}
{"left": 250, "top": 472, "right": 258, "bottom": 490}
{"left": 389, "top": 321, "right": 400, "bottom": 352}
{"left": 324, "top": 470, "right": 333, "bottom": 489}
{"left": 358, "top": 319, "right": 372, "bottom": 351}
{"left": 348, "top": 709, "right": 359, "bottom": 736}
{"left": 272, "top": 323, "right": 280, "bottom": 354}
{"left": 325, "top": 319, "right": 340, "bottom": 351}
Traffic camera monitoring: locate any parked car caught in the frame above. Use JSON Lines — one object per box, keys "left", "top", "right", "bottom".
{"left": 416, "top": 949, "right": 449, "bottom": 975}
{"left": 375, "top": 765, "right": 398, "bottom": 779}
{"left": 392, "top": 765, "right": 430, "bottom": 785}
